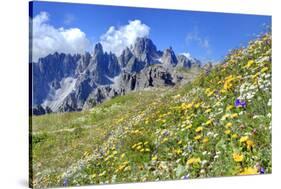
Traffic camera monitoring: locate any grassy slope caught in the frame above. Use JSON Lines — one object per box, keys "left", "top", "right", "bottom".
{"left": 30, "top": 33, "right": 271, "bottom": 188}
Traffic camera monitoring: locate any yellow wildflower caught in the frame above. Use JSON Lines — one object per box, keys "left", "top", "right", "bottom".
{"left": 205, "top": 108, "right": 212, "bottom": 113}
{"left": 261, "top": 67, "right": 269, "bottom": 73}
{"left": 205, "top": 119, "right": 212, "bottom": 125}
{"left": 162, "top": 137, "right": 168, "bottom": 143}
{"left": 239, "top": 167, "right": 258, "bottom": 175}
{"left": 232, "top": 152, "right": 244, "bottom": 162}
{"left": 117, "top": 117, "right": 124, "bottom": 123}
{"left": 173, "top": 94, "right": 181, "bottom": 99}
{"left": 220, "top": 89, "right": 227, "bottom": 94}
{"left": 194, "top": 135, "right": 202, "bottom": 140}
{"left": 145, "top": 148, "right": 150, "bottom": 152}
{"left": 132, "top": 129, "right": 140, "bottom": 134}
{"left": 116, "top": 165, "right": 126, "bottom": 173}
{"left": 203, "top": 137, "right": 209, "bottom": 143}
{"left": 91, "top": 174, "right": 96, "bottom": 178}
{"left": 174, "top": 148, "right": 183, "bottom": 155}
{"left": 223, "top": 81, "right": 233, "bottom": 91}
{"left": 252, "top": 72, "right": 259, "bottom": 79}
{"left": 226, "top": 122, "right": 233, "bottom": 128}
{"left": 240, "top": 136, "right": 249, "bottom": 143}
{"left": 177, "top": 140, "right": 182, "bottom": 145}
{"left": 231, "top": 113, "right": 238, "bottom": 119}
{"left": 236, "top": 75, "right": 242, "bottom": 80}
{"left": 83, "top": 151, "right": 90, "bottom": 157}
{"left": 224, "top": 129, "right": 231, "bottom": 135}
{"left": 136, "top": 146, "right": 142, "bottom": 150}
{"left": 207, "top": 90, "right": 215, "bottom": 97}
{"left": 246, "top": 140, "right": 254, "bottom": 150}
{"left": 152, "top": 155, "right": 157, "bottom": 161}
{"left": 205, "top": 88, "right": 211, "bottom": 94}
{"left": 124, "top": 165, "right": 131, "bottom": 172}
{"left": 195, "top": 126, "right": 203, "bottom": 132}
{"left": 245, "top": 60, "right": 255, "bottom": 68}
{"left": 226, "top": 105, "right": 234, "bottom": 111}
{"left": 121, "top": 153, "right": 125, "bottom": 159}
{"left": 187, "top": 157, "right": 201, "bottom": 165}
{"left": 223, "top": 75, "right": 235, "bottom": 91}
{"left": 181, "top": 102, "right": 193, "bottom": 110}
{"left": 140, "top": 148, "right": 144, "bottom": 152}
{"left": 98, "top": 171, "right": 106, "bottom": 177}
{"left": 231, "top": 134, "right": 238, "bottom": 139}
{"left": 194, "top": 102, "right": 201, "bottom": 108}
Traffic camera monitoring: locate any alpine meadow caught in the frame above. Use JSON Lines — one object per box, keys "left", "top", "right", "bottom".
{"left": 29, "top": 2, "right": 272, "bottom": 188}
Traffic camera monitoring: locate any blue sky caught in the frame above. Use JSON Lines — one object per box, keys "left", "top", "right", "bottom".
{"left": 30, "top": 1, "right": 271, "bottom": 62}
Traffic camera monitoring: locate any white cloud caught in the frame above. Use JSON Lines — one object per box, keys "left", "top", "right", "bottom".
{"left": 181, "top": 52, "right": 192, "bottom": 59}
{"left": 100, "top": 20, "right": 150, "bottom": 55}
{"left": 63, "top": 14, "right": 75, "bottom": 25}
{"left": 186, "top": 28, "right": 211, "bottom": 54}
{"left": 31, "top": 12, "right": 91, "bottom": 62}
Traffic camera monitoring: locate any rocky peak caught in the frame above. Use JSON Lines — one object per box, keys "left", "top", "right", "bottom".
{"left": 93, "top": 43, "right": 104, "bottom": 57}
{"left": 162, "top": 47, "right": 178, "bottom": 66}
{"left": 76, "top": 52, "right": 92, "bottom": 74}
{"left": 131, "top": 37, "right": 159, "bottom": 62}
{"left": 118, "top": 47, "right": 133, "bottom": 68}
{"left": 32, "top": 37, "right": 202, "bottom": 114}
{"left": 177, "top": 55, "right": 201, "bottom": 69}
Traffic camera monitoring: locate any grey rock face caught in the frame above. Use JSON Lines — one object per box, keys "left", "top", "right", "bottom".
{"left": 83, "top": 86, "right": 121, "bottom": 109}
{"left": 118, "top": 64, "right": 175, "bottom": 91}
{"left": 177, "top": 55, "right": 201, "bottom": 69}
{"left": 31, "top": 37, "right": 201, "bottom": 114}
{"left": 32, "top": 52, "right": 81, "bottom": 105}
{"left": 131, "top": 37, "right": 160, "bottom": 63}
{"left": 32, "top": 105, "right": 52, "bottom": 115}
{"left": 162, "top": 47, "right": 178, "bottom": 66}
{"left": 118, "top": 47, "right": 133, "bottom": 68}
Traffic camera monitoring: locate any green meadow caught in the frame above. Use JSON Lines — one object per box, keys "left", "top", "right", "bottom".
{"left": 30, "top": 33, "right": 271, "bottom": 188}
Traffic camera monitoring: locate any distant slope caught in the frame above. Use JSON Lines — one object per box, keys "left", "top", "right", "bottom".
{"left": 30, "top": 33, "right": 271, "bottom": 188}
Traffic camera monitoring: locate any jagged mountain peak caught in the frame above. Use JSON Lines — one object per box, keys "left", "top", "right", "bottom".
{"left": 93, "top": 43, "right": 104, "bottom": 56}
{"left": 176, "top": 53, "right": 201, "bottom": 68}
{"left": 162, "top": 47, "right": 178, "bottom": 66}
{"left": 131, "top": 37, "right": 159, "bottom": 61}
{"left": 31, "top": 38, "right": 202, "bottom": 114}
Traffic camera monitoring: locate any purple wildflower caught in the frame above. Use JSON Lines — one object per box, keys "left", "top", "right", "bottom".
{"left": 235, "top": 99, "right": 247, "bottom": 108}
{"left": 183, "top": 174, "right": 189, "bottom": 179}
{"left": 63, "top": 178, "right": 68, "bottom": 186}
{"left": 163, "top": 130, "right": 169, "bottom": 136}
{"left": 259, "top": 167, "right": 265, "bottom": 174}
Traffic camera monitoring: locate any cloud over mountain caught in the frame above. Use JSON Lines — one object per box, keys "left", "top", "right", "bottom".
{"left": 31, "top": 12, "right": 91, "bottom": 62}
{"left": 185, "top": 27, "right": 211, "bottom": 56}
{"left": 100, "top": 20, "right": 150, "bottom": 55}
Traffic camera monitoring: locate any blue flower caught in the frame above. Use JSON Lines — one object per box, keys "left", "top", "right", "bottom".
{"left": 183, "top": 174, "right": 189, "bottom": 179}
{"left": 235, "top": 99, "right": 246, "bottom": 108}
{"left": 259, "top": 167, "right": 265, "bottom": 174}
{"left": 63, "top": 178, "right": 68, "bottom": 186}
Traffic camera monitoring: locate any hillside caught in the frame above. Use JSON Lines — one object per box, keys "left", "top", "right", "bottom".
{"left": 30, "top": 33, "right": 271, "bottom": 188}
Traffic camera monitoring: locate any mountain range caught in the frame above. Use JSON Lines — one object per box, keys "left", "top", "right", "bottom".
{"left": 30, "top": 37, "right": 203, "bottom": 115}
